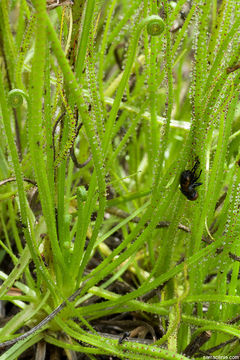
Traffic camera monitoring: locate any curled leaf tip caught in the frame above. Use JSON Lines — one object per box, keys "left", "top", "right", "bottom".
{"left": 7, "top": 89, "right": 28, "bottom": 108}
{"left": 146, "top": 16, "right": 165, "bottom": 36}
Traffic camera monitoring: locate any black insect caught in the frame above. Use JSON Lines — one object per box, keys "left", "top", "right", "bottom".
{"left": 118, "top": 331, "right": 130, "bottom": 344}
{"left": 180, "top": 159, "right": 202, "bottom": 201}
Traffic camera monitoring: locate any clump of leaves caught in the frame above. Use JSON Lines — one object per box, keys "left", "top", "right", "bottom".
{"left": 0, "top": 0, "right": 240, "bottom": 359}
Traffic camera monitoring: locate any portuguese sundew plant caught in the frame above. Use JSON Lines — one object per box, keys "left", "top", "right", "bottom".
{"left": 0, "top": 0, "right": 240, "bottom": 359}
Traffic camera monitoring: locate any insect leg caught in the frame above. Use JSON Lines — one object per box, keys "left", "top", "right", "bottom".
{"left": 191, "top": 159, "right": 200, "bottom": 174}
{"left": 192, "top": 182, "right": 202, "bottom": 189}
{"left": 193, "top": 169, "right": 202, "bottom": 182}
